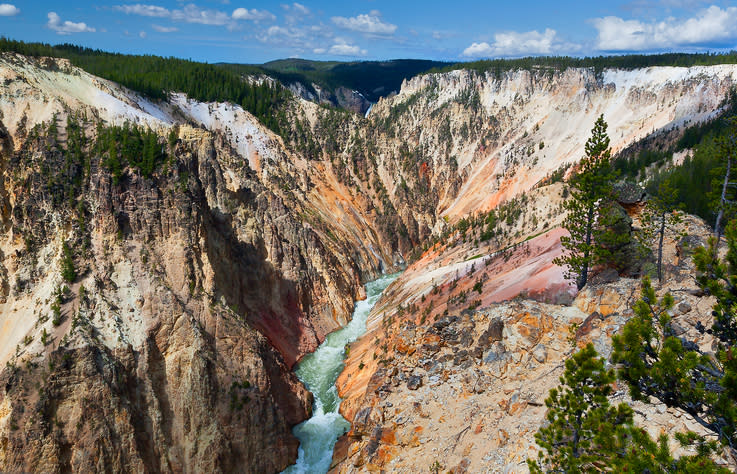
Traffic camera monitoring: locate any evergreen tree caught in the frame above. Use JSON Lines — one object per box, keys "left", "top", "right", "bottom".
{"left": 694, "top": 221, "right": 737, "bottom": 346}
{"left": 640, "top": 177, "right": 683, "bottom": 283}
{"left": 528, "top": 343, "right": 634, "bottom": 472}
{"left": 612, "top": 273, "right": 737, "bottom": 457}
{"left": 61, "top": 241, "right": 76, "bottom": 283}
{"left": 554, "top": 115, "right": 616, "bottom": 290}
{"left": 531, "top": 343, "right": 728, "bottom": 472}
{"left": 713, "top": 118, "right": 737, "bottom": 243}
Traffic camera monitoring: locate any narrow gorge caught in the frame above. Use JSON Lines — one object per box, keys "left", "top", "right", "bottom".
{"left": 0, "top": 47, "right": 736, "bottom": 473}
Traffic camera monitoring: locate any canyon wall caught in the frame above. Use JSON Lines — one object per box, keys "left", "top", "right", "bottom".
{"left": 0, "top": 50, "right": 736, "bottom": 472}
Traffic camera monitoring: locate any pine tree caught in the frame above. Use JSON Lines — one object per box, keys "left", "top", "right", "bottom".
{"left": 61, "top": 241, "right": 76, "bottom": 283}
{"left": 612, "top": 273, "right": 737, "bottom": 458}
{"left": 528, "top": 343, "right": 634, "bottom": 472}
{"left": 713, "top": 118, "right": 737, "bottom": 242}
{"left": 640, "top": 177, "right": 683, "bottom": 283}
{"left": 531, "top": 343, "right": 728, "bottom": 472}
{"left": 554, "top": 115, "right": 617, "bottom": 290}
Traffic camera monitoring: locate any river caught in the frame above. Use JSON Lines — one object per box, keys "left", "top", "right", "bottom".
{"left": 283, "top": 272, "right": 399, "bottom": 474}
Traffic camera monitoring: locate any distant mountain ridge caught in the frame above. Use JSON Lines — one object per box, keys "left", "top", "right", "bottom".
{"left": 220, "top": 58, "right": 448, "bottom": 114}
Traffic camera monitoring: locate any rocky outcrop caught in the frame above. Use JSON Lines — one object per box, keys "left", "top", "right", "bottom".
{"left": 331, "top": 215, "right": 728, "bottom": 473}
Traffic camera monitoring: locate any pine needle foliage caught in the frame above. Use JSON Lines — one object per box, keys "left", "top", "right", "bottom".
{"left": 554, "top": 115, "right": 617, "bottom": 290}
{"left": 529, "top": 343, "right": 633, "bottom": 472}
{"left": 531, "top": 343, "right": 728, "bottom": 473}
{"left": 613, "top": 271, "right": 737, "bottom": 457}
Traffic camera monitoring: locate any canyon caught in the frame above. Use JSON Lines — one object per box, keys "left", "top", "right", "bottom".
{"left": 0, "top": 50, "right": 736, "bottom": 472}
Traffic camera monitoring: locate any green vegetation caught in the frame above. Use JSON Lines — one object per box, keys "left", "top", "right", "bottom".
{"left": 554, "top": 115, "right": 617, "bottom": 290}
{"left": 628, "top": 91, "right": 737, "bottom": 228}
{"left": 605, "top": 221, "right": 737, "bottom": 463}
{"left": 60, "top": 241, "right": 76, "bottom": 283}
{"left": 432, "top": 51, "right": 737, "bottom": 78}
{"left": 529, "top": 343, "right": 631, "bottom": 472}
{"left": 94, "top": 122, "right": 169, "bottom": 183}
{"left": 244, "top": 58, "right": 447, "bottom": 102}
{"left": 531, "top": 343, "right": 727, "bottom": 473}
{"left": 0, "top": 37, "right": 288, "bottom": 133}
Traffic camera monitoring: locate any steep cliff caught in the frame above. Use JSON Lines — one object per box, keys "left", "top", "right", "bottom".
{"left": 0, "top": 49, "right": 736, "bottom": 473}
{"left": 0, "top": 53, "right": 400, "bottom": 472}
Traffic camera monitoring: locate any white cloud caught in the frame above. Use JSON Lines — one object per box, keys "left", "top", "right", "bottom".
{"left": 171, "top": 4, "right": 230, "bottom": 25}
{"left": 113, "top": 4, "right": 170, "bottom": 17}
{"left": 139, "top": 31, "right": 147, "bottom": 38}
{"left": 115, "top": 3, "right": 235, "bottom": 26}
{"left": 593, "top": 5, "right": 737, "bottom": 51}
{"left": 313, "top": 47, "right": 327, "bottom": 54}
{"left": 256, "top": 22, "right": 333, "bottom": 52}
{"left": 281, "top": 2, "right": 310, "bottom": 25}
{"left": 0, "top": 4, "right": 20, "bottom": 16}
{"left": 47, "top": 12, "right": 96, "bottom": 35}
{"left": 259, "top": 25, "right": 302, "bottom": 43}
{"left": 331, "top": 12, "right": 397, "bottom": 35}
{"left": 286, "top": 2, "right": 310, "bottom": 16}
{"left": 462, "top": 42, "right": 494, "bottom": 57}
{"left": 432, "top": 30, "right": 455, "bottom": 40}
{"left": 462, "top": 28, "right": 575, "bottom": 58}
{"left": 152, "top": 24, "right": 178, "bottom": 33}
{"left": 232, "top": 7, "right": 275, "bottom": 22}
{"left": 328, "top": 41, "right": 367, "bottom": 56}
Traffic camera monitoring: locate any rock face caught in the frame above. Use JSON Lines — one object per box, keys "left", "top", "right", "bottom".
{"left": 0, "top": 126, "right": 331, "bottom": 472}
{"left": 0, "top": 50, "right": 736, "bottom": 473}
{"left": 332, "top": 215, "right": 727, "bottom": 473}
{"left": 0, "top": 54, "right": 402, "bottom": 472}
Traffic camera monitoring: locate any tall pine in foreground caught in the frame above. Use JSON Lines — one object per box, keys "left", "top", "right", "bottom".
{"left": 555, "top": 115, "right": 616, "bottom": 290}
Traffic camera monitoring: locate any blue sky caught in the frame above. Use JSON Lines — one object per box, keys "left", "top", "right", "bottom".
{"left": 1, "top": 1, "right": 736, "bottom": 63}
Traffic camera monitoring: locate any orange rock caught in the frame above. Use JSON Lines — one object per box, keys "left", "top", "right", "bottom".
{"left": 376, "top": 445, "right": 395, "bottom": 465}
{"left": 508, "top": 401, "right": 527, "bottom": 415}
{"left": 395, "top": 339, "right": 416, "bottom": 355}
{"left": 381, "top": 428, "right": 397, "bottom": 445}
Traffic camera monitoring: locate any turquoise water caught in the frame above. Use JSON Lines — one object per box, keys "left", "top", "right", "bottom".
{"left": 283, "top": 273, "right": 399, "bottom": 474}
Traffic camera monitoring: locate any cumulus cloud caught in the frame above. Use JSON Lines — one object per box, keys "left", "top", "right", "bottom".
{"left": 170, "top": 4, "right": 230, "bottom": 25}
{"left": 329, "top": 42, "right": 367, "bottom": 56}
{"left": 113, "top": 4, "right": 170, "bottom": 17}
{"left": 232, "top": 7, "right": 275, "bottom": 22}
{"left": 47, "top": 12, "right": 96, "bottom": 35}
{"left": 151, "top": 24, "right": 178, "bottom": 33}
{"left": 256, "top": 21, "right": 333, "bottom": 52}
{"left": 0, "top": 3, "right": 20, "bottom": 16}
{"left": 258, "top": 25, "right": 305, "bottom": 45}
{"left": 593, "top": 5, "right": 737, "bottom": 51}
{"left": 462, "top": 28, "right": 575, "bottom": 57}
{"left": 115, "top": 3, "right": 236, "bottom": 26}
{"left": 331, "top": 12, "right": 397, "bottom": 35}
